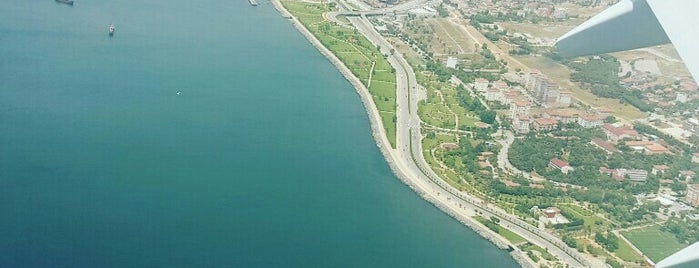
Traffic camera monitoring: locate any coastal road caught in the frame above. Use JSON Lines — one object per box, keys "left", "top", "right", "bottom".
{"left": 339, "top": 3, "right": 601, "bottom": 267}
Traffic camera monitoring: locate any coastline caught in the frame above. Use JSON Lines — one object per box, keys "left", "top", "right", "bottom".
{"left": 270, "top": 1, "right": 534, "bottom": 267}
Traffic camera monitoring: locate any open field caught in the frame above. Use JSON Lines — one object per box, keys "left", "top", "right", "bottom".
{"left": 615, "top": 238, "right": 645, "bottom": 263}
{"left": 282, "top": 1, "right": 397, "bottom": 147}
{"left": 514, "top": 55, "right": 646, "bottom": 121}
{"left": 428, "top": 18, "right": 477, "bottom": 57}
{"left": 621, "top": 225, "right": 686, "bottom": 262}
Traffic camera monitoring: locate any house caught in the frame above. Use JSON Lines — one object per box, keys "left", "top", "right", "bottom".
{"left": 652, "top": 165, "right": 670, "bottom": 175}
{"left": 513, "top": 114, "right": 530, "bottom": 134}
{"left": 692, "top": 153, "right": 699, "bottom": 163}
{"left": 474, "top": 78, "right": 489, "bottom": 92}
{"left": 591, "top": 138, "right": 618, "bottom": 154}
{"left": 549, "top": 158, "right": 574, "bottom": 174}
{"left": 577, "top": 114, "right": 602, "bottom": 128}
{"left": 601, "top": 124, "right": 639, "bottom": 143}
{"left": 686, "top": 184, "right": 699, "bottom": 206}
{"left": 533, "top": 117, "right": 558, "bottom": 132}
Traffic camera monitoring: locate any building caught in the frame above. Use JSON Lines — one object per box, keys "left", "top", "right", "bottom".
{"left": 544, "top": 109, "right": 578, "bottom": 124}
{"left": 601, "top": 124, "right": 639, "bottom": 143}
{"left": 493, "top": 80, "right": 508, "bottom": 91}
{"left": 513, "top": 114, "right": 530, "bottom": 134}
{"left": 485, "top": 88, "right": 502, "bottom": 102}
{"left": 577, "top": 114, "right": 602, "bottom": 128}
{"left": 617, "top": 168, "right": 649, "bottom": 183}
{"left": 549, "top": 158, "right": 574, "bottom": 174}
{"left": 557, "top": 91, "right": 572, "bottom": 107}
{"left": 591, "top": 138, "right": 618, "bottom": 154}
{"left": 684, "top": 118, "right": 699, "bottom": 136}
{"left": 686, "top": 184, "right": 699, "bottom": 206}
{"left": 533, "top": 118, "right": 558, "bottom": 132}
{"left": 679, "top": 170, "right": 696, "bottom": 181}
{"left": 652, "top": 165, "right": 670, "bottom": 175}
{"left": 644, "top": 143, "right": 671, "bottom": 155}
{"left": 543, "top": 207, "right": 561, "bottom": 218}
{"left": 509, "top": 100, "right": 530, "bottom": 118}
{"left": 474, "top": 78, "right": 489, "bottom": 92}
{"left": 446, "top": 57, "right": 457, "bottom": 69}
{"left": 600, "top": 167, "right": 648, "bottom": 183}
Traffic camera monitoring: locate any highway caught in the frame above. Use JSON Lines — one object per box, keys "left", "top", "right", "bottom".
{"left": 333, "top": 0, "right": 602, "bottom": 267}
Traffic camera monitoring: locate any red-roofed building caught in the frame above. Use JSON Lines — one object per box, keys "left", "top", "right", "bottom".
{"left": 533, "top": 118, "right": 558, "bottom": 132}
{"left": 549, "top": 158, "right": 574, "bottom": 174}
{"left": 513, "top": 114, "right": 530, "bottom": 134}
{"left": 601, "top": 124, "right": 639, "bottom": 143}
{"left": 474, "top": 78, "right": 489, "bottom": 92}
{"left": 577, "top": 114, "right": 602, "bottom": 128}
{"left": 509, "top": 100, "right": 530, "bottom": 118}
{"left": 591, "top": 138, "right": 618, "bottom": 154}
{"left": 544, "top": 109, "right": 578, "bottom": 124}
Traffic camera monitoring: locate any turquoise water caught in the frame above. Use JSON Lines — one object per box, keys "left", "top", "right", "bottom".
{"left": 0, "top": 1, "right": 518, "bottom": 267}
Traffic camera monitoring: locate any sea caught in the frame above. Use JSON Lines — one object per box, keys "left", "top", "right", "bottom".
{"left": 0, "top": 1, "right": 518, "bottom": 267}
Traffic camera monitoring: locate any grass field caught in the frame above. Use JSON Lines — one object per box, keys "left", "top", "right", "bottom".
{"left": 621, "top": 225, "right": 686, "bottom": 262}
{"left": 615, "top": 238, "right": 645, "bottom": 263}
{"left": 514, "top": 55, "right": 645, "bottom": 121}
{"left": 282, "top": 1, "right": 397, "bottom": 147}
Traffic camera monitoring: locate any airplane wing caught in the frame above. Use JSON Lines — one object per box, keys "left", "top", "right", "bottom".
{"left": 556, "top": 0, "right": 699, "bottom": 80}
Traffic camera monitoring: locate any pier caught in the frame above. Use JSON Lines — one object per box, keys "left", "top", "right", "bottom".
{"left": 248, "top": 0, "right": 258, "bottom": 6}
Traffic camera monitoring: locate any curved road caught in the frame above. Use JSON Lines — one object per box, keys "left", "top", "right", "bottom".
{"left": 337, "top": 2, "right": 602, "bottom": 267}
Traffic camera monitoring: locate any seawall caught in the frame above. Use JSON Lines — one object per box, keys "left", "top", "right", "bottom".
{"left": 270, "top": 1, "right": 535, "bottom": 267}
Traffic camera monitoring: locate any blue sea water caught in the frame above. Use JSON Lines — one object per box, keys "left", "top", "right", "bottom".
{"left": 0, "top": 1, "right": 518, "bottom": 267}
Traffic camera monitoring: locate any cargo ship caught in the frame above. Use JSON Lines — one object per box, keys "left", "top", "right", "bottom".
{"left": 55, "top": 0, "right": 74, "bottom": 6}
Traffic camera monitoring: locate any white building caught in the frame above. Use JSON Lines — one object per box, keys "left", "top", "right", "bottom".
{"left": 509, "top": 100, "right": 530, "bottom": 118}
{"left": 446, "top": 57, "right": 457, "bottom": 69}
{"left": 577, "top": 114, "right": 602, "bottom": 128}
{"left": 474, "top": 78, "right": 489, "bottom": 92}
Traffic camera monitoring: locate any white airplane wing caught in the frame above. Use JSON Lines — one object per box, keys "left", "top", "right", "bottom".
{"left": 556, "top": 0, "right": 699, "bottom": 80}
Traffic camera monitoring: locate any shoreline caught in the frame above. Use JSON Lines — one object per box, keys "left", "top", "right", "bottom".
{"left": 270, "top": 1, "right": 534, "bottom": 267}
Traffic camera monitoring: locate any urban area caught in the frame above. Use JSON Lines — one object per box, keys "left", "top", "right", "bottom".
{"left": 275, "top": 0, "right": 699, "bottom": 267}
